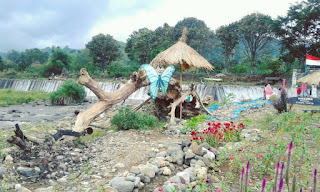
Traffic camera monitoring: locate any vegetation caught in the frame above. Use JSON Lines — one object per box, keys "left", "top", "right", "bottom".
{"left": 0, "top": 0, "right": 318, "bottom": 78}
{"left": 85, "top": 34, "right": 120, "bottom": 74}
{"left": 0, "top": 89, "right": 49, "bottom": 106}
{"left": 49, "top": 81, "right": 86, "bottom": 105}
{"left": 111, "top": 107, "right": 159, "bottom": 130}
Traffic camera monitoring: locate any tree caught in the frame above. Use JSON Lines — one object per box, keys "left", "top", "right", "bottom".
{"left": 86, "top": 34, "right": 120, "bottom": 74}
{"left": 274, "top": 0, "right": 320, "bottom": 66}
{"left": 216, "top": 23, "right": 239, "bottom": 73}
{"left": 173, "top": 17, "right": 215, "bottom": 57}
{"left": 0, "top": 56, "right": 4, "bottom": 71}
{"left": 19, "top": 48, "right": 49, "bottom": 70}
{"left": 237, "top": 13, "right": 274, "bottom": 73}
{"left": 7, "top": 50, "right": 21, "bottom": 64}
{"left": 70, "top": 49, "right": 93, "bottom": 73}
{"left": 41, "top": 48, "right": 71, "bottom": 76}
{"left": 125, "top": 28, "right": 155, "bottom": 63}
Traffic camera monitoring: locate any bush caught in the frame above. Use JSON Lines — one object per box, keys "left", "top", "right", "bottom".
{"left": 106, "top": 60, "right": 139, "bottom": 78}
{"left": 111, "top": 107, "right": 159, "bottom": 130}
{"left": 50, "top": 81, "right": 86, "bottom": 105}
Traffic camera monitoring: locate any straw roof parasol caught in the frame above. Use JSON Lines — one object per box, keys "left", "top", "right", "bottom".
{"left": 297, "top": 71, "right": 320, "bottom": 86}
{"left": 150, "top": 28, "right": 214, "bottom": 71}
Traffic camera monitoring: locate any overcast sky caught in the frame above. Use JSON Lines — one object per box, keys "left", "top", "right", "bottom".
{"left": 0, "top": 0, "right": 303, "bottom": 52}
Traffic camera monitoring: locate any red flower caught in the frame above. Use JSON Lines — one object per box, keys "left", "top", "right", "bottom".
{"left": 208, "top": 122, "right": 211, "bottom": 126}
{"left": 191, "top": 130, "right": 197, "bottom": 136}
{"left": 230, "top": 157, "right": 234, "bottom": 160}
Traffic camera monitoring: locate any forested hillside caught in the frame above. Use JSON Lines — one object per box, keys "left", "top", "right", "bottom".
{"left": 0, "top": 0, "right": 319, "bottom": 79}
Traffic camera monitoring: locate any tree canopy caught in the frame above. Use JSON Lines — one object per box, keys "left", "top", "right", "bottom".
{"left": 86, "top": 34, "right": 120, "bottom": 74}
{"left": 274, "top": 0, "right": 320, "bottom": 67}
{"left": 237, "top": 13, "right": 274, "bottom": 73}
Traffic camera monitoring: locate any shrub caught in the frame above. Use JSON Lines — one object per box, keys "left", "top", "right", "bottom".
{"left": 50, "top": 81, "right": 86, "bottom": 105}
{"left": 111, "top": 107, "right": 158, "bottom": 130}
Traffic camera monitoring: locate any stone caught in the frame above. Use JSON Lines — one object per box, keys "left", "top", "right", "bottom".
{"left": 57, "top": 177, "right": 68, "bottom": 183}
{"left": 134, "top": 177, "right": 140, "bottom": 187}
{"left": 138, "top": 182, "right": 144, "bottom": 189}
{"left": 155, "top": 157, "right": 168, "bottom": 167}
{"left": 130, "top": 166, "right": 140, "bottom": 175}
{"left": 5, "top": 155, "right": 13, "bottom": 164}
{"left": 103, "top": 187, "right": 118, "bottom": 192}
{"left": 181, "top": 140, "right": 192, "bottom": 148}
{"left": 167, "top": 175, "right": 184, "bottom": 184}
{"left": 185, "top": 149, "right": 195, "bottom": 159}
{"left": 137, "top": 174, "right": 151, "bottom": 183}
{"left": 196, "top": 167, "right": 207, "bottom": 178}
{"left": 190, "top": 142, "right": 203, "bottom": 156}
{"left": 34, "top": 187, "right": 54, "bottom": 192}
{"left": 15, "top": 184, "right": 22, "bottom": 191}
{"left": 156, "top": 151, "right": 167, "bottom": 157}
{"left": 195, "top": 160, "right": 206, "bottom": 167}
{"left": 162, "top": 167, "right": 172, "bottom": 176}
{"left": 17, "top": 167, "right": 41, "bottom": 177}
{"left": 139, "top": 165, "right": 155, "bottom": 178}
{"left": 123, "top": 171, "right": 129, "bottom": 177}
{"left": 177, "top": 172, "right": 190, "bottom": 183}
{"left": 199, "top": 143, "right": 211, "bottom": 150}
{"left": 0, "top": 167, "right": 7, "bottom": 178}
{"left": 125, "top": 176, "right": 135, "bottom": 182}
{"left": 110, "top": 177, "right": 134, "bottom": 192}
{"left": 189, "top": 181, "right": 197, "bottom": 188}
{"left": 113, "top": 163, "right": 125, "bottom": 170}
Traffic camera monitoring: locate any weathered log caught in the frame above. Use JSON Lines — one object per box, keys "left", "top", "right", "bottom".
{"left": 73, "top": 68, "right": 148, "bottom": 133}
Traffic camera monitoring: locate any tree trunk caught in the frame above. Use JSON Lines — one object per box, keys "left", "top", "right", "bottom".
{"left": 73, "top": 68, "right": 148, "bottom": 133}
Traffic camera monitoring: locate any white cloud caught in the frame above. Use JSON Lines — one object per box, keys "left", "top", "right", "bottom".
{"left": 90, "top": 0, "right": 302, "bottom": 42}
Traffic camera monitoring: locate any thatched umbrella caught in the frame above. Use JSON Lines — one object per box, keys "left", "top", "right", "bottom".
{"left": 150, "top": 27, "right": 214, "bottom": 118}
{"left": 150, "top": 27, "right": 213, "bottom": 84}
{"left": 297, "top": 71, "right": 320, "bottom": 86}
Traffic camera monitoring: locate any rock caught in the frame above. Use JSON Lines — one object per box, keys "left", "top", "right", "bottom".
{"left": 0, "top": 167, "right": 7, "bottom": 178}
{"left": 110, "top": 177, "right": 134, "bottom": 192}
{"left": 195, "top": 160, "right": 206, "bottom": 167}
{"left": 15, "top": 184, "right": 22, "bottom": 191}
{"left": 125, "top": 176, "right": 135, "bottom": 182}
{"left": 181, "top": 140, "right": 192, "bottom": 148}
{"left": 103, "top": 187, "right": 118, "bottom": 192}
{"left": 195, "top": 167, "right": 207, "bottom": 178}
{"left": 113, "top": 163, "right": 125, "bottom": 170}
{"left": 34, "top": 187, "right": 54, "bottom": 192}
{"left": 199, "top": 143, "right": 211, "bottom": 150}
{"left": 139, "top": 165, "right": 155, "bottom": 178}
{"left": 130, "top": 166, "right": 140, "bottom": 175}
{"left": 5, "top": 155, "right": 13, "bottom": 164}
{"left": 203, "top": 152, "right": 215, "bottom": 168}
{"left": 190, "top": 142, "right": 203, "bottom": 156}
{"left": 137, "top": 174, "right": 151, "bottom": 183}
{"left": 123, "top": 171, "right": 129, "bottom": 177}
{"left": 189, "top": 181, "right": 197, "bottom": 188}
{"left": 138, "top": 182, "right": 144, "bottom": 189}
{"left": 163, "top": 167, "right": 172, "bottom": 176}
{"left": 57, "top": 177, "right": 68, "bottom": 183}
{"left": 156, "top": 151, "right": 167, "bottom": 157}
{"left": 133, "top": 177, "right": 140, "bottom": 187}
{"left": 21, "top": 187, "right": 32, "bottom": 192}
{"left": 185, "top": 149, "right": 196, "bottom": 159}
{"left": 17, "top": 167, "right": 41, "bottom": 177}
{"left": 177, "top": 172, "right": 190, "bottom": 183}
{"left": 168, "top": 175, "right": 184, "bottom": 184}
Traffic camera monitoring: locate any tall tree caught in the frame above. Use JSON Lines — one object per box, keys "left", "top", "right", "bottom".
{"left": 216, "top": 23, "right": 239, "bottom": 73}
{"left": 0, "top": 56, "right": 4, "bottom": 71}
{"left": 125, "top": 28, "right": 155, "bottom": 63}
{"left": 237, "top": 13, "right": 274, "bottom": 73}
{"left": 19, "top": 48, "right": 49, "bottom": 70}
{"left": 274, "top": 0, "right": 320, "bottom": 66}
{"left": 71, "top": 49, "right": 93, "bottom": 72}
{"left": 7, "top": 50, "right": 21, "bottom": 64}
{"left": 86, "top": 34, "right": 120, "bottom": 74}
{"left": 173, "top": 17, "right": 215, "bottom": 57}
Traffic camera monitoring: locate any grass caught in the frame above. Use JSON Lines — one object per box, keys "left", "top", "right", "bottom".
{"left": 0, "top": 89, "right": 49, "bottom": 106}
{"left": 215, "top": 110, "right": 320, "bottom": 191}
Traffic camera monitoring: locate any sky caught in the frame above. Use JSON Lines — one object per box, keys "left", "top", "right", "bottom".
{"left": 0, "top": 0, "right": 304, "bottom": 52}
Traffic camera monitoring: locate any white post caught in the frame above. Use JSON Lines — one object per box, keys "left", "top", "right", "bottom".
{"left": 311, "top": 85, "right": 317, "bottom": 98}
{"left": 292, "top": 69, "right": 297, "bottom": 87}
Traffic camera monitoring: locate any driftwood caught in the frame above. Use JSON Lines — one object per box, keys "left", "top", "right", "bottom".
{"left": 73, "top": 68, "right": 149, "bottom": 133}
{"left": 8, "top": 124, "right": 92, "bottom": 151}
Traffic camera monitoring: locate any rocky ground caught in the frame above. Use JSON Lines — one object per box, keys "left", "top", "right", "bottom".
{"left": 0, "top": 100, "right": 316, "bottom": 192}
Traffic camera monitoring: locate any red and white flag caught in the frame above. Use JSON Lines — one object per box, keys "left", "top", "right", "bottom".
{"left": 306, "top": 54, "right": 320, "bottom": 66}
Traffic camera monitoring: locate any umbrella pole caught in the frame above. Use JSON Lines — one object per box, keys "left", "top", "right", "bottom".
{"left": 180, "top": 67, "right": 183, "bottom": 120}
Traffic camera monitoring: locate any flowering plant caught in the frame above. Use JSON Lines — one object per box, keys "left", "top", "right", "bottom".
{"left": 191, "top": 121, "right": 244, "bottom": 148}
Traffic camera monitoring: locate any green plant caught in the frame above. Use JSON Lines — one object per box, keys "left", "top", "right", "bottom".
{"left": 111, "top": 107, "right": 159, "bottom": 130}
{"left": 49, "top": 81, "right": 86, "bottom": 105}
{"left": 0, "top": 89, "right": 49, "bottom": 106}
{"left": 182, "top": 114, "right": 209, "bottom": 132}
{"left": 222, "top": 93, "right": 235, "bottom": 105}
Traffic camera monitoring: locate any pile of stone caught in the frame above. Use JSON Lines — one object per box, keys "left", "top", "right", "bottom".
{"left": 107, "top": 141, "right": 219, "bottom": 192}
